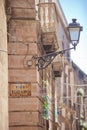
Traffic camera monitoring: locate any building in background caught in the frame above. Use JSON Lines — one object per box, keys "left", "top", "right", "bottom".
{"left": 72, "top": 63, "right": 87, "bottom": 130}
{"left": 0, "top": 0, "right": 87, "bottom": 130}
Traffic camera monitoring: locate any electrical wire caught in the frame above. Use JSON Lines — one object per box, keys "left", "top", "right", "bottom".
{"left": 7, "top": 31, "right": 87, "bottom": 74}
{"left": 7, "top": 32, "right": 87, "bottom": 86}
{"left": 5, "top": 32, "right": 87, "bottom": 61}
{"left": 7, "top": 32, "right": 30, "bottom": 46}
{"left": 56, "top": 81, "right": 87, "bottom": 87}
{"left": 60, "top": 95, "right": 87, "bottom": 99}
{"left": 0, "top": 49, "right": 8, "bottom": 53}
{"left": 63, "top": 83, "right": 87, "bottom": 87}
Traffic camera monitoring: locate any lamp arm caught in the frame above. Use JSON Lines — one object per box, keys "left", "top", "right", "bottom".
{"left": 33, "top": 46, "right": 75, "bottom": 70}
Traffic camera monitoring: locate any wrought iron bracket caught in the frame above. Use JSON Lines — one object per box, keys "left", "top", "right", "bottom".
{"left": 33, "top": 46, "right": 75, "bottom": 70}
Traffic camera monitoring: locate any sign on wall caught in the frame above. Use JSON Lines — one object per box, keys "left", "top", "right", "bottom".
{"left": 9, "top": 83, "right": 31, "bottom": 97}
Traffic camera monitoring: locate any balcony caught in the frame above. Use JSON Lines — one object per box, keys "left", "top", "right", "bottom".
{"left": 38, "top": 3, "right": 59, "bottom": 53}
{"left": 52, "top": 54, "right": 63, "bottom": 77}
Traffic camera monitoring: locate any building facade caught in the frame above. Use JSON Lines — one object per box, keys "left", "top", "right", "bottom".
{"left": 0, "top": 0, "right": 87, "bottom": 130}
{"left": 7, "top": 0, "right": 77, "bottom": 130}
{"left": 72, "top": 63, "right": 87, "bottom": 130}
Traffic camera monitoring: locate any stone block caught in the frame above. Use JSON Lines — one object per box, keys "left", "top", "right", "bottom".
{"left": 8, "top": 42, "right": 38, "bottom": 55}
{"left": 8, "top": 20, "right": 39, "bottom": 42}
{"left": 11, "top": 8, "right": 36, "bottom": 19}
{"left": 9, "top": 112, "right": 39, "bottom": 126}
{"left": 9, "top": 126, "right": 42, "bottom": 130}
{"left": 9, "top": 0, "right": 35, "bottom": 8}
{"left": 8, "top": 69, "right": 37, "bottom": 82}
{"left": 8, "top": 55, "right": 36, "bottom": 69}
{"left": 9, "top": 98, "right": 39, "bottom": 111}
{"left": 9, "top": 111, "right": 44, "bottom": 127}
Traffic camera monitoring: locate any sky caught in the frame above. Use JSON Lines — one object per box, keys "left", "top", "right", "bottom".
{"left": 59, "top": 0, "right": 87, "bottom": 74}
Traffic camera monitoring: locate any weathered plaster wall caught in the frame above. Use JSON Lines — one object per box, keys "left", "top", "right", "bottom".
{"left": 0, "top": 0, "right": 8, "bottom": 130}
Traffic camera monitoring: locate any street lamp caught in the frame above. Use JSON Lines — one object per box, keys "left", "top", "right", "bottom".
{"left": 34, "top": 18, "right": 83, "bottom": 70}
{"left": 67, "top": 18, "right": 83, "bottom": 49}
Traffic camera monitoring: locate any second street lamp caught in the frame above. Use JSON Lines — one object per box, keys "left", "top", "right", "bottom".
{"left": 34, "top": 18, "right": 83, "bottom": 70}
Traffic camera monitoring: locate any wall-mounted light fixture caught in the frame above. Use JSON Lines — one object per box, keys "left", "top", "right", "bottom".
{"left": 67, "top": 18, "right": 83, "bottom": 49}
{"left": 34, "top": 19, "right": 83, "bottom": 70}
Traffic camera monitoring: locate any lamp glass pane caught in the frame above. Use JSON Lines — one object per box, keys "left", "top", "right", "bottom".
{"left": 69, "top": 28, "right": 80, "bottom": 41}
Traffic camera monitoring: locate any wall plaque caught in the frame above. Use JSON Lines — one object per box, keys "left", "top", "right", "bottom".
{"left": 9, "top": 83, "right": 31, "bottom": 97}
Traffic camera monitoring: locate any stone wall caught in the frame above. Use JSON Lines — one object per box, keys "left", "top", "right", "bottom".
{"left": 7, "top": 1, "right": 44, "bottom": 130}
{"left": 0, "top": 0, "right": 8, "bottom": 130}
